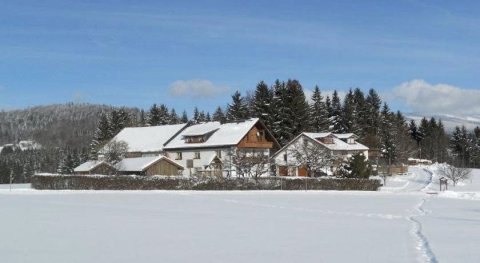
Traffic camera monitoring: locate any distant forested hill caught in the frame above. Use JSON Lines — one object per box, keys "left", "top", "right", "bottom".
{"left": 0, "top": 103, "right": 139, "bottom": 148}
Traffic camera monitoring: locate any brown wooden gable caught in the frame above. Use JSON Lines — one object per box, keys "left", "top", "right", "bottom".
{"left": 237, "top": 123, "right": 275, "bottom": 149}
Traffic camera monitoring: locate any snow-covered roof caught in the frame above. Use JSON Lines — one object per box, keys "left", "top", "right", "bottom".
{"left": 117, "top": 156, "right": 184, "bottom": 172}
{"left": 305, "top": 132, "right": 332, "bottom": 139}
{"left": 18, "top": 140, "right": 42, "bottom": 150}
{"left": 74, "top": 160, "right": 111, "bottom": 172}
{"left": 164, "top": 118, "right": 262, "bottom": 149}
{"left": 333, "top": 133, "right": 357, "bottom": 139}
{"left": 182, "top": 122, "right": 221, "bottom": 136}
{"left": 303, "top": 133, "right": 369, "bottom": 151}
{"left": 108, "top": 124, "right": 188, "bottom": 153}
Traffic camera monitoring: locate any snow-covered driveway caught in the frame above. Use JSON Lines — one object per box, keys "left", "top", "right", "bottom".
{"left": 0, "top": 167, "right": 478, "bottom": 263}
{"left": 380, "top": 166, "right": 433, "bottom": 193}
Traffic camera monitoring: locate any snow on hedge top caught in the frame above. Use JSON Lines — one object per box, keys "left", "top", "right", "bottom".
{"left": 165, "top": 118, "right": 260, "bottom": 149}
{"left": 304, "top": 132, "right": 369, "bottom": 151}
{"left": 111, "top": 124, "right": 187, "bottom": 152}
{"left": 74, "top": 160, "right": 110, "bottom": 172}
{"left": 117, "top": 156, "right": 183, "bottom": 172}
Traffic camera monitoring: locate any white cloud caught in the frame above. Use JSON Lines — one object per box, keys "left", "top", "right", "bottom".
{"left": 169, "top": 79, "right": 229, "bottom": 98}
{"left": 393, "top": 79, "right": 480, "bottom": 115}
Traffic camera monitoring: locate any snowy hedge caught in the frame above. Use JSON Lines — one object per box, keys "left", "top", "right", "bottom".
{"left": 31, "top": 174, "right": 381, "bottom": 191}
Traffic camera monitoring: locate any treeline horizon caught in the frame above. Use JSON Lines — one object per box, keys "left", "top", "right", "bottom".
{"left": 1, "top": 79, "right": 479, "bottom": 183}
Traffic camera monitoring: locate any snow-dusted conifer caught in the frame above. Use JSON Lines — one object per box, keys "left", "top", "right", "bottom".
{"left": 309, "top": 85, "right": 330, "bottom": 132}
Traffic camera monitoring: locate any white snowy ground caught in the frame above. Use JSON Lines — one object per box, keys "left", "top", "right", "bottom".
{"left": 0, "top": 167, "right": 479, "bottom": 263}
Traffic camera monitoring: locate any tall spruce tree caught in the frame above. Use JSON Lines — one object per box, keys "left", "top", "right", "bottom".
{"left": 380, "top": 103, "right": 397, "bottom": 164}
{"left": 252, "top": 81, "right": 274, "bottom": 129}
{"left": 212, "top": 106, "right": 226, "bottom": 123}
{"left": 286, "top": 79, "right": 310, "bottom": 137}
{"left": 363, "top": 88, "right": 382, "bottom": 149}
{"left": 342, "top": 89, "right": 356, "bottom": 133}
{"left": 181, "top": 110, "right": 189, "bottom": 123}
{"left": 353, "top": 88, "right": 367, "bottom": 139}
{"left": 147, "top": 104, "right": 161, "bottom": 126}
{"left": 309, "top": 85, "right": 330, "bottom": 132}
{"left": 193, "top": 107, "right": 200, "bottom": 123}
{"left": 330, "top": 90, "right": 344, "bottom": 133}
{"left": 271, "top": 80, "right": 293, "bottom": 145}
{"left": 89, "top": 113, "right": 111, "bottom": 160}
{"left": 169, "top": 108, "right": 179, "bottom": 124}
{"left": 226, "top": 91, "right": 249, "bottom": 121}
{"left": 158, "top": 104, "right": 170, "bottom": 125}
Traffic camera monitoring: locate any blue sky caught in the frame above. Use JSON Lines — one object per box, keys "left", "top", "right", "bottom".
{"left": 1, "top": 0, "right": 480, "bottom": 115}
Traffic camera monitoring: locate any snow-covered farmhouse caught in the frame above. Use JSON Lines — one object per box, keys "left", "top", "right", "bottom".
{"left": 109, "top": 123, "right": 188, "bottom": 157}
{"left": 272, "top": 132, "right": 369, "bottom": 177}
{"left": 75, "top": 118, "right": 279, "bottom": 177}
{"left": 163, "top": 118, "right": 280, "bottom": 177}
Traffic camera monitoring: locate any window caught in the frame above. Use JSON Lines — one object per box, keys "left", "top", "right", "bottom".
{"left": 256, "top": 130, "right": 266, "bottom": 141}
{"left": 216, "top": 150, "right": 222, "bottom": 158}
{"left": 194, "top": 152, "right": 201, "bottom": 159}
{"left": 176, "top": 152, "right": 182, "bottom": 160}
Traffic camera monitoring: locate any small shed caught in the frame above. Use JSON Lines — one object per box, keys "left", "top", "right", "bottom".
{"left": 74, "top": 161, "right": 116, "bottom": 175}
{"left": 117, "top": 156, "right": 184, "bottom": 176}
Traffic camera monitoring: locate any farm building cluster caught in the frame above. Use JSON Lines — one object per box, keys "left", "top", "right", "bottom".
{"left": 75, "top": 118, "right": 373, "bottom": 177}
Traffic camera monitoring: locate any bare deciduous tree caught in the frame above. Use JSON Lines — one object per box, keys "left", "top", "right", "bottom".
{"left": 438, "top": 164, "right": 471, "bottom": 187}
{"left": 290, "top": 138, "right": 333, "bottom": 177}
{"left": 224, "top": 149, "right": 270, "bottom": 178}
{"left": 102, "top": 139, "right": 129, "bottom": 165}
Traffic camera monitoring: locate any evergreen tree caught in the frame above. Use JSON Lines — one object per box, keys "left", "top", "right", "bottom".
{"left": 286, "top": 79, "right": 310, "bottom": 137}
{"left": 212, "top": 106, "right": 226, "bottom": 123}
{"left": 380, "top": 103, "right": 396, "bottom": 164}
{"left": 353, "top": 88, "right": 367, "bottom": 139}
{"left": 347, "top": 153, "right": 371, "bottom": 179}
{"left": 89, "top": 113, "right": 111, "bottom": 160}
{"left": 325, "top": 95, "right": 332, "bottom": 118}
{"left": 342, "top": 89, "right": 356, "bottom": 133}
{"left": 330, "top": 90, "right": 344, "bottom": 133}
{"left": 252, "top": 81, "right": 274, "bottom": 129}
{"left": 181, "top": 110, "right": 189, "bottom": 123}
{"left": 193, "top": 107, "right": 200, "bottom": 123}
{"left": 226, "top": 91, "right": 249, "bottom": 121}
{"left": 309, "top": 85, "right": 330, "bottom": 132}
{"left": 169, "top": 109, "right": 179, "bottom": 124}
{"left": 365, "top": 89, "right": 382, "bottom": 134}
{"left": 408, "top": 120, "right": 421, "bottom": 147}
{"left": 147, "top": 104, "right": 161, "bottom": 126}
{"left": 158, "top": 104, "right": 170, "bottom": 125}
{"left": 109, "top": 108, "right": 130, "bottom": 136}
{"left": 451, "top": 125, "right": 469, "bottom": 166}
{"left": 198, "top": 111, "right": 206, "bottom": 122}
{"left": 205, "top": 112, "right": 211, "bottom": 122}
{"left": 271, "top": 80, "right": 294, "bottom": 145}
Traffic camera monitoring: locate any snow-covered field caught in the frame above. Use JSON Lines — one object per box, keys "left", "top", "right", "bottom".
{"left": 0, "top": 167, "right": 479, "bottom": 263}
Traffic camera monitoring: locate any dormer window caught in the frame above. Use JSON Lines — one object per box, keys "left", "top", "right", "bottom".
{"left": 319, "top": 137, "right": 334, "bottom": 144}
{"left": 347, "top": 138, "right": 355, "bottom": 144}
{"left": 184, "top": 135, "right": 206, "bottom": 143}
